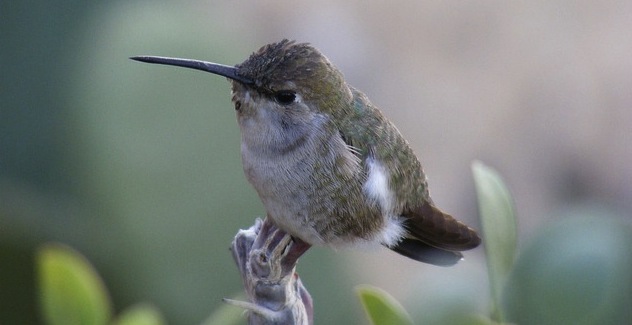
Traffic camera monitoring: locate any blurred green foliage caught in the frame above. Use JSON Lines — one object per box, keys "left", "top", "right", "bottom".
{"left": 357, "top": 285, "right": 413, "bottom": 325}
{"left": 112, "top": 304, "right": 166, "bottom": 325}
{"left": 38, "top": 244, "right": 166, "bottom": 325}
{"left": 38, "top": 244, "right": 112, "bottom": 325}
{"left": 503, "top": 211, "right": 632, "bottom": 325}
{"left": 472, "top": 161, "right": 517, "bottom": 322}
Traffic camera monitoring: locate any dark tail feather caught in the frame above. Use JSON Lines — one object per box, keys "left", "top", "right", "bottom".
{"left": 388, "top": 238, "right": 463, "bottom": 266}
{"left": 403, "top": 202, "right": 481, "bottom": 252}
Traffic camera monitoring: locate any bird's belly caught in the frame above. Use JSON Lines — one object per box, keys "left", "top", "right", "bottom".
{"left": 263, "top": 194, "right": 328, "bottom": 246}
{"left": 242, "top": 155, "right": 382, "bottom": 246}
{"left": 247, "top": 163, "right": 332, "bottom": 245}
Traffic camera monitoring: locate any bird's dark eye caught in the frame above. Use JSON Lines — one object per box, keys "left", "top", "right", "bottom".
{"left": 274, "top": 91, "right": 296, "bottom": 105}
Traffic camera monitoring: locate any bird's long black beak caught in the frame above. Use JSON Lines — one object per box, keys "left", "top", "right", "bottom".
{"left": 130, "top": 56, "right": 253, "bottom": 85}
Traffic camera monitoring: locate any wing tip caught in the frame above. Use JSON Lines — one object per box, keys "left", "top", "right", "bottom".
{"left": 389, "top": 238, "right": 463, "bottom": 267}
{"left": 405, "top": 201, "right": 483, "bottom": 251}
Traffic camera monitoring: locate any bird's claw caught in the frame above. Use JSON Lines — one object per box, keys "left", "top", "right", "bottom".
{"left": 228, "top": 217, "right": 313, "bottom": 325}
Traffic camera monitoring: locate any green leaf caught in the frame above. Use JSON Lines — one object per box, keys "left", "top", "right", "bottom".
{"left": 200, "top": 294, "right": 246, "bottom": 325}
{"left": 37, "top": 243, "right": 112, "bottom": 325}
{"left": 112, "top": 303, "right": 166, "bottom": 325}
{"left": 504, "top": 213, "right": 632, "bottom": 325}
{"left": 471, "top": 161, "right": 517, "bottom": 322}
{"left": 356, "top": 285, "right": 413, "bottom": 325}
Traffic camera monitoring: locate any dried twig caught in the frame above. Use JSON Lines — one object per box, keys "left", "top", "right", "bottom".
{"left": 228, "top": 217, "right": 313, "bottom": 325}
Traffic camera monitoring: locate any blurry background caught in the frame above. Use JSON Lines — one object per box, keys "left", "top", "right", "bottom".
{"left": 2, "top": 1, "right": 631, "bottom": 324}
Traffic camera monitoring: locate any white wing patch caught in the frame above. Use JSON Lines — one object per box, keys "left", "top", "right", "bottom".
{"left": 363, "top": 158, "right": 393, "bottom": 212}
{"left": 363, "top": 158, "right": 405, "bottom": 247}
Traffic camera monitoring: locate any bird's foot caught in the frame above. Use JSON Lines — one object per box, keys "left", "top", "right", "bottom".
{"left": 228, "top": 217, "right": 313, "bottom": 325}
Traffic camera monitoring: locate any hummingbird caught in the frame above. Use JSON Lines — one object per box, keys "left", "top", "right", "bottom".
{"left": 131, "top": 39, "right": 480, "bottom": 266}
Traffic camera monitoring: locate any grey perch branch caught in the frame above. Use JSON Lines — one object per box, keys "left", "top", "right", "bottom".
{"left": 228, "top": 217, "right": 313, "bottom": 325}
